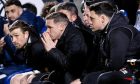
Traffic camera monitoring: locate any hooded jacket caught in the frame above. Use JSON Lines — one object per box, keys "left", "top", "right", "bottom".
{"left": 98, "top": 13, "right": 139, "bottom": 70}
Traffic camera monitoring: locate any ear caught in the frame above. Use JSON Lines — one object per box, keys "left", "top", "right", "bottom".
{"left": 24, "top": 31, "right": 29, "bottom": 39}
{"left": 19, "top": 7, "right": 23, "bottom": 15}
{"left": 71, "top": 15, "right": 77, "bottom": 22}
{"left": 58, "top": 23, "right": 65, "bottom": 31}
{"left": 100, "top": 14, "right": 106, "bottom": 24}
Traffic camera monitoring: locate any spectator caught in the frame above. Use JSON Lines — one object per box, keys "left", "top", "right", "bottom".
{"left": 23, "top": 3, "right": 37, "bottom": 16}
{"left": 41, "top": 12, "right": 87, "bottom": 84}
{"left": 56, "top": 1, "right": 98, "bottom": 77}
{"left": 40, "top": 1, "right": 58, "bottom": 19}
{"left": 9, "top": 20, "right": 47, "bottom": 71}
{"left": 81, "top": 1, "right": 140, "bottom": 84}
{"left": 4, "top": 0, "right": 46, "bottom": 34}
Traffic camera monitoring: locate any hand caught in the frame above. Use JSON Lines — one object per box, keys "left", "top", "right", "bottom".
{"left": 4, "top": 23, "right": 10, "bottom": 35}
{"left": 0, "top": 37, "right": 5, "bottom": 48}
{"left": 70, "top": 79, "right": 81, "bottom": 84}
{"left": 41, "top": 32, "right": 58, "bottom": 52}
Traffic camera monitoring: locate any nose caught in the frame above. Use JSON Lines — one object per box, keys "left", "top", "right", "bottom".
{"left": 7, "top": 12, "right": 13, "bottom": 20}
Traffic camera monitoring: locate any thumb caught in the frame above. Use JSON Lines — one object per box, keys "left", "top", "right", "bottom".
{"left": 54, "top": 40, "right": 58, "bottom": 46}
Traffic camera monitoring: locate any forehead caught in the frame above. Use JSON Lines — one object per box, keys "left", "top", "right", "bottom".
{"left": 5, "top": 5, "right": 19, "bottom": 10}
{"left": 46, "top": 19, "right": 54, "bottom": 25}
{"left": 10, "top": 28, "right": 22, "bottom": 34}
{"left": 90, "top": 11, "right": 98, "bottom": 18}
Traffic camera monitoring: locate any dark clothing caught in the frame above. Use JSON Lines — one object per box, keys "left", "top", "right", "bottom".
{"left": 73, "top": 17, "right": 101, "bottom": 74}
{"left": 100, "top": 13, "right": 139, "bottom": 70}
{"left": 83, "top": 12, "right": 139, "bottom": 84}
{"left": 10, "top": 10, "right": 46, "bottom": 34}
{"left": 83, "top": 71, "right": 131, "bottom": 84}
{"left": 0, "top": 16, "right": 5, "bottom": 64}
{"left": 88, "top": 13, "right": 138, "bottom": 71}
{"left": 19, "top": 10, "right": 46, "bottom": 34}
{"left": 56, "top": 0, "right": 63, "bottom": 2}
{"left": 12, "top": 29, "right": 46, "bottom": 71}
{"left": 3, "top": 10, "right": 46, "bottom": 66}
{"left": 0, "top": 17, "right": 16, "bottom": 66}
{"left": 46, "top": 23, "right": 87, "bottom": 84}
{"left": 0, "top": 16, "right": 5, "bottom": 38}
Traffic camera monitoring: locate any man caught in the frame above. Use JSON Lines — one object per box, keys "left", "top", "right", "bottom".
{"left": 56, "top": 2, "right": 98, "bottom": 74}
{"left": 22, "top": 3, "right": 37, "bottom": 16}
{"left": 4, "top": 0, "right": 45, "bottom": 34}
{"left": 9, "top": 20, "right": 46, "bottom": 71}
{"left": 82, "top": 1, "right": 140, "bottom": 84}
{"left": 1, "top": 0, "right": 46, "bottom": 66}
{"left": 41, "top": 12, "right": 87, "bottom": 84}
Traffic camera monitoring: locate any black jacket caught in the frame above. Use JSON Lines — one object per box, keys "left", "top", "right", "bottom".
{"left": 12, "top": 29, "right": 46, "bottom": 71}
{"left": 98, "top": 13, "right": 139, "bottom": 71}
{"left": 46, "top": 23, "right": 87, "bottom": 84}
{"left": 73, "top": 17, "right": 100, "bottom": 73}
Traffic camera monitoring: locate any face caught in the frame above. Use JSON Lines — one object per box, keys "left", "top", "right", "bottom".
{"left": 46, "top": 19, "right": 64, "bottom": 40}
{"left": 58, "top": 10, "right": 73, "bottom": 22}
{"left": 82, "top": 5, "right": 93, "bottom": 27}
{"left": 90, "top": 11, "right": 105, "bottom": 31}
{"left": 5, "top": 5, "right": 22, "bottom": 21}
{"left": 10, "top": 28, "right": 29, "bottom": 49}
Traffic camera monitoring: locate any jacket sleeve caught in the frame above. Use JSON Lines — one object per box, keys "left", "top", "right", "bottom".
{"left": 108, "top": 28, "right": 132, "bottom": 70}
{"left": 47, "top": 33, "right": 87, "bottom": 78}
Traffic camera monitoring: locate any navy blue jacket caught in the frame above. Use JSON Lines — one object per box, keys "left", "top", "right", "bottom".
{"left": 11, "top": 10, "right": 46, "bottom": 34}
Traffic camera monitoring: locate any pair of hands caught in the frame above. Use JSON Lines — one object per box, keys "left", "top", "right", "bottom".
{"left": 41, "top": 32, "right": 58, "bottom": 52}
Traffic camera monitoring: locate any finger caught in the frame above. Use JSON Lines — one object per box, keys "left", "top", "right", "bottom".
{"left": 43, "top": 32, "right": 52, "bottom": 41}
{"left": 41, "top": 32, "right": 48, "bottom": 42}
{"left": 54, "top": 40, "right": 58, "bottom": 46}
{"left": 41, "top": 37, "right": 46, "bottom": 45}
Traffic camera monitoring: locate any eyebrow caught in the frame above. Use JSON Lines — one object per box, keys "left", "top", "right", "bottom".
{"left": 47, "top": 25, "right": 52, "bottom": 28}
{"left": 90, "top": 16, "right": 95, "bottom": 19}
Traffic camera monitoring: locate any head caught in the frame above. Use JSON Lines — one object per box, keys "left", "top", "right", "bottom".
{"left": 89, "top": 1, "right": 117, "bottom": 31}
{"left": 9, "top": 20, "right": 30, "bottom": 49}
{"left": 23, "top": 3, "right": 37, "bottom": 15}
{"left": 82, "top": 2, "right": 93, "bottom": 28}
{"left": 56, "top": 2, "right": 78, "bottom": 22}
{"left": 40, "top": 2, "right": 58, "bottom": 18}
{"left": 45, "top": 12, "right": 69, "bottom": 40}
{"left": 4, "top": 0, "right": 23, "bottom": 21}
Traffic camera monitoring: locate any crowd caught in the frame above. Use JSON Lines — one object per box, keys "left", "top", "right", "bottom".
{"left": 0, "top": 0, "right": 140, "bottom": 84}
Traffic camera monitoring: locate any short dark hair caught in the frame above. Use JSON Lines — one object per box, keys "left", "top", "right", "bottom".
{"left": 46, "top": 12, "right": 69, "bottom": 24}
{"left": 4, "top": 0, "right": 22, "bottom": 8}
{"left": 9, "top": 20, "right": 30, "bottom": 33}
{"left": 56, "top": 2, "right": 78, "bottom": 16}
{"left": 23, "top": 3, "right": 37, "bottom": 15}
{"left": 89, "top": 1, "right": 117, "bottom": 17}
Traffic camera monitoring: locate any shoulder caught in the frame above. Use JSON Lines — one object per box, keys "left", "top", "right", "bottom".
{"left": 108, "top": 26, "right": 134, "bottom": 39}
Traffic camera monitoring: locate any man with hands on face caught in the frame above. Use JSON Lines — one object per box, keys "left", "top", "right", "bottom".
{"left": 41, "top": 12, "right": 87, "bottom": 84}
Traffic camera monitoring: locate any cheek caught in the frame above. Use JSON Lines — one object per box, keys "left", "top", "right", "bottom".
{"left": 13, "top": 11, "right": 20, "bottom": 17}
{"left": 18, "top": 35, "right": 25, "bottom": 42}
{"left": 91, "top": 21, "right": 99, "bottom": 30}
